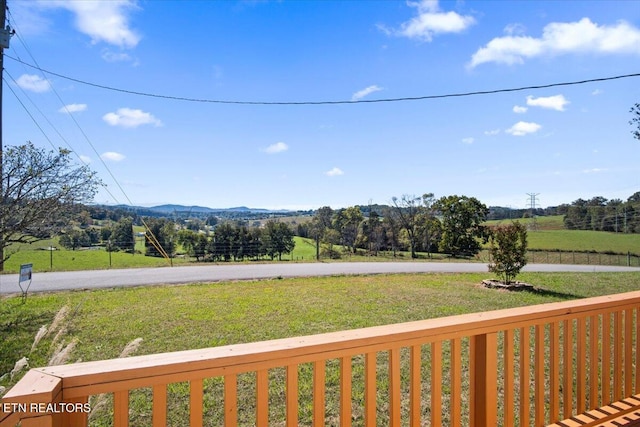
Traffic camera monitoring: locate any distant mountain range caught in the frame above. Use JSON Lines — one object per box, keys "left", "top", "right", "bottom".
{"left": 146, "top": 204, "right": 286, "bottom": 214}
{"left": 100, "top": 204, "right": 297, "bottom": 215}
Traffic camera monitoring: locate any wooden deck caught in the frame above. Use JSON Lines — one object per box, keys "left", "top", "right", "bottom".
{"left": 2, "top": 290, "right": 640, "bottom": 426}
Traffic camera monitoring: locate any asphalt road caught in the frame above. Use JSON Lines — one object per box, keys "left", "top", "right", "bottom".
{"left": 1, "top": 262, "right": 639, "bottom": 295}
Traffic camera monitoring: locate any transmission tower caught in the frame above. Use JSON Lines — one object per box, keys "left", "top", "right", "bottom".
{"left": 526, "top": 193, "right": 540, "bottom": 231}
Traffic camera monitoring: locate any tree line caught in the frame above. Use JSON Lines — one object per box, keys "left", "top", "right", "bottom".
{"left": 557, "top": 192, "right": 640, "bottom": 233}
{"left": 59, "top": 217, "right": 297, "bottom": 262}
{"left": 297, "top": 193, "right": 491, "bottom": 259}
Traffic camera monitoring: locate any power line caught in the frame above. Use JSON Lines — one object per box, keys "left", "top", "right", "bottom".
{"left": 5, "top": 13, "right": 172, "bottom": 264}
{"left": 6, "top": 54, "right": 640, "bottom": 106}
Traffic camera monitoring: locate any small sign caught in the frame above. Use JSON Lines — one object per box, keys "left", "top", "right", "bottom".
{"left": 19, "top": 263, "right": 33, "bottom": 301}
{"left": 19, "top": 264, "right": 33, "bottom": 282}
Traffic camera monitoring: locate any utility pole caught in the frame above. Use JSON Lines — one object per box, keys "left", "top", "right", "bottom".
{"left": 0, "top": 0, "right": 9, "bottom": 271}
{"left": 0, "top": 0, "right": 13, "bottom": 271}
{"left": 526, "top": 193, "right": 540, "bottom": 231}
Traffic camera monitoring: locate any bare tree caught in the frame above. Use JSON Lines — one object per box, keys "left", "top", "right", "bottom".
{"left": 630, "top": 103, "right": 640, "bottom": 141}
{"left": 391, "top": 193, "right": 434, "bottom": 258}
{"left": 0, "top": 143, "right": 101, "bottom": 270}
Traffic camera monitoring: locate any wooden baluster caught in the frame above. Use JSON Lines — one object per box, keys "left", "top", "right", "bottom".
{"left": 602, "top": 313, "right": 611, "bottom": 405}
{"left": 577, "top": 318, "right": 587, "bottom": 413}
{"left": 504, "top": 330, "right": 515, "bottom": 427}
{"left": 520, "top": 327, "right": 531, "bottom": 427}
{"left": 410, "top": 345, "right": 421, "bottom": 427}
{"left": 550, "top": 322, "right": 560, "bottom": 421}
{"left": 313, "top": 362, "right": 325, "bottom": 427}
{"left": 431, "top": 342, "right": 442, "bottom": 427}
{"left": 614, "top": 311, "right": 623, "bottom": 401}
{"left": 364, "top": 353, "right": 376, "bottom": 427}
{"left": 535, "top": 325, "right": 545, "bottom": 425}
{"left": 190, "top": 379, "right": 203, "bottom": 427}
{"left": 341, "top": 356, "right": 352, "bottom": 427}
{"left": 152, "top": 385, "right": 167, "bottom": 426}
{"left": 563, "top": 319, "right": 573, "bottom": 418}
{"left": 286, "top": 365, "right": 298, "bottom": 427}
{"left": 389, "top": 348, "right": 401, "bottom": 427}
{"left": 589, "top": 315, "right": 599, "bottom": 409}
{"left": 114, "top": 390, "right": 129, "bottom": 427}
{"left": 451, "top": 338, "right": 462, "bottom": 427}
{"left": 625, "top": 309, "right": 633, "bottom": 397}
{"left": 225, "top": 374, "right": 238, "bottom": 427}
{"left": 256, "top": 370, "right": 269, "bottom": 427}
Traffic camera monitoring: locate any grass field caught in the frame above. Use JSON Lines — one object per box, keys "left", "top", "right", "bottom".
{"left": 2, "top": 271, "right": 640, "bottom": 425}
{"left": 487, "top": 215, "right": 640, "bottom": 255}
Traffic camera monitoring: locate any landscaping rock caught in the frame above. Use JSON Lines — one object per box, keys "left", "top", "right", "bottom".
{"left": 482, "top": 279, "right": 535, "bottom": 291}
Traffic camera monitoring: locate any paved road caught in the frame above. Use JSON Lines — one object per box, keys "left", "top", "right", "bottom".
{"left": 1, "top": 262, "right": 639, "bottom": 295}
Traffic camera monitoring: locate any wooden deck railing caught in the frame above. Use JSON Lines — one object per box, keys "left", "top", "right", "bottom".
{"left": 2, "top": 290, "right": 640, "bottom": 426}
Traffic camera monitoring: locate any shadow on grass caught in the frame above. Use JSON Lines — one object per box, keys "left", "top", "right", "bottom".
{"left": 528, "top": 287, "right": 583, "bottom": 300}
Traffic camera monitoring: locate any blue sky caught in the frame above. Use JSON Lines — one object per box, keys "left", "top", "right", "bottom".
{"left": 4, "top": 0, "right": 640, "bottom": 210}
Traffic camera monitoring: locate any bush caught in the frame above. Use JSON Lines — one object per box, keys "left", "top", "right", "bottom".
{"left": 488, "top": 221, "right": 528, "bottom": 285}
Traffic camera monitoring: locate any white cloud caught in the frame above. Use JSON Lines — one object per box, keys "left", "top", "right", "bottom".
{"left": 264, "top": 142, "right": 289, "bottom": 154}
{"left": 41, "top": 0, "right": 141, "bottom": 48}
{"left": 591, "top": 89, "right": 604, "bottom": 96}
{"left": 470, "top": 18, "right": 640, "bottom": 67}
{"left": 462, "top": 137, "right": 474, "bottom": 144}
{"left": 504, "top": 23, "right": 526, "bottom": 36}
{"left": 16, "top": 74, "right": 51, "bottom": 93}
{"left": 352, "top": 85, "right": 383, "bottom": 101}
{"left": 103, "top": 108, "right": 163, "bottom": 128}
{"left": 100, "top": 152, "right": 126, "bottom": 162}
{"left": 325, "top": 167, "right": 344, "bottom": 177}
{"left": 484, "top": 129, "right": 500, "bottom": 136}
{"left": 583, "top": 168, "right": 607, "bottom": 174}
{"left": 513, "top": 105, "right": 528, "bottom": 114}
{"left": 79, "top": 155, "right": 92, "bottom": 164}
{"left": 101, "top": 50, "right": 133, "bottom": 63}
{"left": 526, "top": 95, "right": 570, "bottom": 111}
{"left": 506, "top": 121, "right": 541, "bottom": 136}
{"left": 387, "top": 0, "right": 475, "bottom": 42}
{"left": 59, "top": 103, "right": 87, "bottom": 114}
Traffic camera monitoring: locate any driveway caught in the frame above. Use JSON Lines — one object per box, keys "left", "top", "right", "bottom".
{"left": 1, "top": 262, "right": 638, "bottom": 295}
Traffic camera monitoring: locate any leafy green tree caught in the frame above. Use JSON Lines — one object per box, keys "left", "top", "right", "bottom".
{"left": 332, "top": 206, "right": 364, "bottom": 254}
{"left": 177, "top": 229, "right": 208, "bottom": 261}
{"left": 144, "top": 218, "right": 176, "bottom": 257}
{"left": 209, "top": 221, "right": 235, "bottom": 261}
{"left": 488, "top": 221, "right": 528, "bottom": 285}
{"left": 111, "top": 217, "right": 135, "bottom": 252}
{"left": 85, "top": 227, "right": 100, "bottom": 244}
{"left": 382, "top": 206, "right": 402, "bottom": 257}
{"left": 0, "top": 143, "right": 101, "bottom": 270}
{"left": 262, "top": 220, "right": 295, "bottom": 261}
{"left": 361, "top": 211, "right": 385, "bottom": 255}
{"left": 310, "top": 206, "right": 334, "bottom": 260}
{"left": 391, "top": 193, "right": 435, "bottom": 258}
{"left": 59, "top": 229, "right": 91, "bottom": 250}
{"left": 435, "top": 195, "right": 489, "bottom": 257}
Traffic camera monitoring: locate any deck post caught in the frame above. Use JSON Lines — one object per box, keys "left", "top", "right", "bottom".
{"left": 0, "top": 369, "right": 66, "bottom": 427}
{"left": 470, "top": 333, "right": 498, "bottom": 427}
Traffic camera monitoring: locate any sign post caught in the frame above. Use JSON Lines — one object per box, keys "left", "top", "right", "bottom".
{"left": 18, "top": 263, "right": 32, "bottom": 302}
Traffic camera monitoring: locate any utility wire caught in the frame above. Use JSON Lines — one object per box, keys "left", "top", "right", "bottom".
{"left": 7, "top": 18, "right": 125, "bottom": 205}
{"left": 6, "top": 54, "right": 640, "bottom": 105}
{"left": 6, "top": 16, "right": 171, "bottom": 263}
